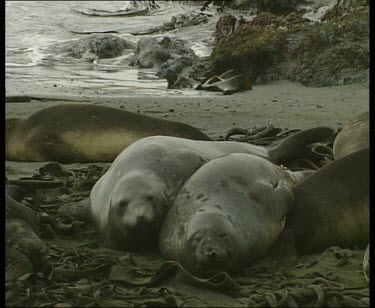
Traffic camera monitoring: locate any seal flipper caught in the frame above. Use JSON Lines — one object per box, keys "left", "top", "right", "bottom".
{"left": 268, "top": 230, "right": 298, "bottom": 268}
{"left": 58, "top": 198, "right": 92, "bottom": 222}
{"left": 268, "top": 127, "right": 336, "bottom": 166}
{"left": 38, "top": 140, "right": 86, "bottom": 163}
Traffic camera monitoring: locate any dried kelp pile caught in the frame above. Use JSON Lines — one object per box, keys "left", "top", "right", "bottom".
{"left": 5, "top": 127, "right": 368, "bottom": 307}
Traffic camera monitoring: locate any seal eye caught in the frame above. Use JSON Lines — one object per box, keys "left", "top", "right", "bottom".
{"left": 218, "top": 234, "right": 227, "bottom": 239}
{"left": 146, "top": 195, "right": 154, "bottom": 202}
{"left": 271, "top": 181, "right": 279, "bottom": 189}
{"left": 118, "top": 200, "right": 129, "bottom": 211}
{"left": 193, "top": 235, "right": 202, "bottom": 244}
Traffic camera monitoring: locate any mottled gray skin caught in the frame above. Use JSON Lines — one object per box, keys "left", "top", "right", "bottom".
{"left": 90, "top": 136, "right": 269, "bottom": 252}
{"left": 333, "top": 111, "right": 369, "bottom": 160}
{"left": 158, "top": 153, "right": 309, "bottom": 277}
{"left": 6, "top": 104, "right": 211, "bottom": 163}
{"left": 282, "top": 147, "right": 369, "bottom": 254}
{"left": 90, "top": 128, "right": 334, "bottom": 253}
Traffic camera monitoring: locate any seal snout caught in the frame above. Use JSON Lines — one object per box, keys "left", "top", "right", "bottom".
{"left": 125, "top": 202, "right": 156, "bottom": 228}
{"left": 194, "top": 235, "right": 230, "bottom": 271}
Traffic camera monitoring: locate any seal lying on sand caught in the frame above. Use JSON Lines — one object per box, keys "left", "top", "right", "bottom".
{"left": 6, "top": 189, "right": 47, "bottom": 280}
{"left": 90, "top": 128, "right": 334, "bottom": 251}
{"left": 6, "top": 104, "right": 211, "bottom": 163}
{"left": 333, "top": 111, "right": 369, "bottom": 159}
{"left": 276, "top": 147, "right": 369, "bottom": 256}
{"left": 158, "top": 153, "right": 311, "bottom": 277}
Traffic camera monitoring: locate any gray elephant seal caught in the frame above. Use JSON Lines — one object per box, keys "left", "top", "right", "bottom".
{"left": 90, "top": 128, "right": 334, "bottom": 252}
{"left": 6, "top": 104, "right": 211, "bottom": 163}
{"left": 91, "top": 136, "right": 266, "bottom": 251}
{"left": 158, "top": 153, "right": 311, "bottom": 277}
{"left": 333, "top": 111, "right": 369, "bottom": 159}
{"left": 278, "top": 147, "right": 369, "bottom": 255}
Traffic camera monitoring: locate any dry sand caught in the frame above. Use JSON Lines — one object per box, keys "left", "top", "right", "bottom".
{"left": 6, "top": 80, "right": 369, "bottom": 178}
{"left": 6, "top": 80, "right": 369, "bottom": 139}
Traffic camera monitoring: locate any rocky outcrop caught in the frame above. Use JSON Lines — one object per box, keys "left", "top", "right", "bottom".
{"left": 211, "top": 19, "right": 287, "bottom": 81}
{"left": 44, "top": 34, "right": 135, "bottom": 61}
{"left": 210, "top": 1, "right": 369, "bottom": 87}
{"left": 130, "top": 36, "right": 197, "bottom": 78}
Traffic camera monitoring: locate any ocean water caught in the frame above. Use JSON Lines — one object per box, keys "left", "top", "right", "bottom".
{"left": 6, "top": 1, "right": 336, "bottom": 98}
{"left": 5, "top": 1, "right": 231, "bottom": 97}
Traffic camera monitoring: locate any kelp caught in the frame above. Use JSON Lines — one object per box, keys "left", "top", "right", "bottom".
{"left": 5, "top": 127, "right": 368, "bottom": 307}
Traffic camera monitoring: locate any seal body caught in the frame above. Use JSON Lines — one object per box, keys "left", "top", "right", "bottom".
{"left": 283, "top": 147, "right": 369, "bottom": 254}
{"left": 90, "top": 128, "right": 334, "bottom": 252}
{"left": 90, "top": 136, "right": 270, "bottom": 251}
{"left": 5, "top": 104, "right": 211, "bottom": 163}
{"left": 158, "top": 153, "right": 308, "bottom": 276}
{"left": 333, "top": 111, "right": 369, "bottom": 160}
{"left": 6, "top": 189, "right": 47, "bottom": 280}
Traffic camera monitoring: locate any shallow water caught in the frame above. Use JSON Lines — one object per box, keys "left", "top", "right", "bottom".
{"left": 6, "top": 0, "right": 340, "bottom": 97}
{"left": 5, "top": 1, "right": 233, "bottom": 97}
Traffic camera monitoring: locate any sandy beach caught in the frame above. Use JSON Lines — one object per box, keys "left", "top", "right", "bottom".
{"left": 5, "top": 82, "right": 370, "bottom": 307}
{"left": 6, "top": 80, "right": 369, "bottom": 181}
{"left": 6, "top": 80, "right": 369, "bottom": 139}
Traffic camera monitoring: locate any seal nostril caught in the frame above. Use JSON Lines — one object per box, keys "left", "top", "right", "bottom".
{"left": 146, "top": 195, "right": 154, "bottom": 202}
{"left": 119, "top": 200, "right": 129, "bottom": 208}
{"left": 205, "top": 249, "right": 218, "bottom": 259}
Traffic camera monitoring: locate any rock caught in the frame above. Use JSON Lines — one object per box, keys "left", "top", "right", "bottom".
{"left": 214, "top": 14, "right": 237, "bottom": 44}
{"left": 256, "top": 0, "right": 306, "bottom": 15}
{"left": 212, "top": 2, "right": 368, "bottom": 87}
{"left": 211, "top": 23, "right": 286, "bottom": 81}
{"left": 130, "top": 36, "right": 197, "bottom": 78}
{"left": 44, "top": 34, "right": 135, "bottom": 60}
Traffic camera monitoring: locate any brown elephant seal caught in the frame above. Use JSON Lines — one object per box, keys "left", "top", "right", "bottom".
{"left": 277, "top": 147, "right": 369, "bottom": 256}
{"left": 6, "top": 190, "right": 47, "bottom": 280}
{"left": 90, "top": 128, "right": 334, "bottom": 252}
{"left": 158, "top": 153, "right": 311, "bottom": 277}
{"left": 6, "top": 191, "right": 39, "bottom": 234}
{"left": 5, "top": 104, "right": 211, "bottom": 163}
{"left": 333, "top": 111, "right": 369, "bottom": 159}
{"left": 6, "top": 185, "right": 26, "bottom": 203}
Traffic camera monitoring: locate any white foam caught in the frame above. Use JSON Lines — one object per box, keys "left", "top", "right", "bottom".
{"left": 191, "top": 43, "right": 212, "bottom": 58}
{"left": 6, "top": 62, "right": 38, "bottom": 67}
{"left": 27, "top": 46, "right": 48, "bottom": 65}
{"left": 301, "top": 0, "right": 337, "bottom": 22}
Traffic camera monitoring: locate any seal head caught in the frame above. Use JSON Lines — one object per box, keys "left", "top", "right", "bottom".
{"left": 181, "top": 210, "right": 243, "bottom": 276}
{"left": 105, "top": 170, "right": 168, "bottom": 250}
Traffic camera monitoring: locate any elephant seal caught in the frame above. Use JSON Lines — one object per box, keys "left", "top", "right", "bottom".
{"left": 158, "top": 153, "right": 311, "bottom": 277}
{"left": 333, "top": 111, "right": 369, "bottom": 159}
{"left": 90, "top": 128, "right": 334, "bottom": 252}
{"left": 277, "top": 147, "right": 369, "bottom": 256}
{"left": 6, "top": 191, "right": 39, "bottom": 234}
{"left": 6, "top": 189, "right": 46, "bottom": 280}
{"left": 6, "top": 185, "right": 26, "bottom": 203}
{"left": 5, "top": 104, "right": 211, "bottom": 163}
